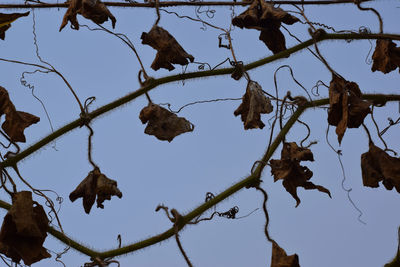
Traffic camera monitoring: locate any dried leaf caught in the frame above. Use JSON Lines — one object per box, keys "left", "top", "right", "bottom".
{"left": 0, "top": 86, "right": 40, "bottom": 142}
{"left": 0, "top": 12, "right": 30, "bottom": 40}
{"left": 0, "top": 191, "right": 50, "bottom": 265}
{"left": 139, "top": 103, "right": 194, "bottom": 142}
{"left": 141, "top": 26, "right": 194, "bottom": 71}
{"left": 371, "top": 39, "right": 400, "bottom": 74}
{"left": 271, "top": 241, "right": 300, "bottom": 267}
{"left": 361, "top": 143, "right": 400, "bottom": 193}
{"left": 270, "top": 142, "right": 331, "bottom": 207}
{"left": 234, "top": 81, "right": 273, "bottom": 130}
{"left": 59, "top": 0, "right": 116, "bottom": 31}
{"left": 69, "top": 168, "right": 123, "bottom": 214}
{"left": 327, "top": 75, "right": 371, "bottom": 144}
{"left": 232, "top": 0, "right": 298, "bottom": 54}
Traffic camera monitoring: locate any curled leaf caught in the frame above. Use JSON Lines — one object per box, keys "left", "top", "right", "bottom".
{"left": 327, "top": 75, "right": 371, "bottom": 144}
{"left": 371, "top": 39, "right": 400, "bottom": 74}
{"left": 0, "top": 86, "right": 40, "bottom": 142}
{"left": 0, "top": 191, "right": 50, "bottom": 265}
{"left": 270, "top": 142, "right": 331, "bottom": 207}
{"left": 234, "top": 81, "right": 273, "bottom": 130}
{"left": 59, "top": 0, "right": 116, "bottom": 31}
{"left": 0, "top": 12, "right": 30, "bottom": 40}
{"left": 69, "top": 168, "right": 122, "bottom": 214}
{"left": 232, "top": 0, "right": 298, "bottom": 54}
{"left": 139, "top": 103, "right": 194, "bottom": 142}
{"left": 361, "top": 143, "right": 400, "bottom": 193}
{"left": 271, "top": 241, "right": 300, "bottom": 267}
{"left": 141, "top": 26, "right": 194, "bottom": 71}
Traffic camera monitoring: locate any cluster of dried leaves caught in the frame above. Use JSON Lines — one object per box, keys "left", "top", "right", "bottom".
{"left": 60, "top": 0, "right": 116, "bottom": 31}
{"left": 0, "top": 12, "right": 29, "bottom": 40}
{"left": 0, "top": 86, "right": 39, "bottom": 143}
{"left": 232, "top": 0, "right": 298, "bottom": 54}
{"left": 372, "top": 39, "right": 400, "bottom": 74}
{"left": 270, "top": 142, "right": 331, "bottom": 207}
{"left": 139, "top": 103, "right": 194, "bottom": 142}
{"left": 69, "top": 168, "right": 122, "bottom": 214}
{"left": 0, "top": 191, "right": 50, "bottom": 265}
{"left": 234, "top": 81, "right": 273, "bottom": 129}
{"left": 361, "top": 143, "right": 400, "bottom": 193}
{"left": 141, "top": 26, "right": 194, "bottom": 71}
{"left": 327, "top": 75, "right": 371, "bottom": 144}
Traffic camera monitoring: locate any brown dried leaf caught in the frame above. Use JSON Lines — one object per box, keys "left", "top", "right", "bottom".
{"left": 0, "top": 86, "right": 40, "bottom": 142}
{"left": 234, "top": 81, "right": 273, "bottom": 130}
{"left": 59, "top": 0, "right": 116, "bottom": 31}
{"left": 232, "top": 0, "right": 298, "bottom": 54}
{"left": 141, "top": 26, "right": 194, "bottom": 71}
{"left": 139, "top": 103, "right": 194, "bottom": 142}
{"left": 361, "top": 143, "right": 400, "bottom": 193}
{"left": 0, "top": 191, "right": 50, "bottom": 265}
{"left": 327, "top": 75, "right": 371, "bottom": 144}
{"left": 270, "top": 142, "right": 331, "bottom": 207}
{"left": 0, "top": 12, "right": 30, "bottom": 40}
{"left": 69, "top": 168, "right": 122, "bottom": 214}
{"left": 271, "top": 241, "right": 300, "bottom": 267}
{"left": 371, "top": 39, "right": 400, "bottom": 74}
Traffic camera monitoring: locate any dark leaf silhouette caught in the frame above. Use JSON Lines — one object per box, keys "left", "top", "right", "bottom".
{"left": 69, "top": 168, "right": 123, "bottom": 214}
{"left": 327, "top": 75, "right": 371, "bottom": 144}
{"left": 270, "top": 142, "right": 331, "bottom": 207}
{"left": 371, "top": 39, "right": 400, "bottom": 74}
{"left": 59, "top": 0, "right": 116, "bottom": 31}
{"left": 361, "top": 143, "right": 400, "bottom": 193}
{"left": 0, "top": 86, "right": 40, "bottom": 143}
{"left": 271, "top": 241, "right": 300, "bottom": 267}
{"left": 0, "top": 12, "right": 29, "bottom": 40}
{"left": 141, "top": 26, "right": 194, "bottom": 71}
{"left": 139, "top": 103, "right": 194, "bottom": 142}
{"left": 234, "top": 81, "right": 273, "bottom": 129}
{"left": 0, "top": 191, "right": 50, "bottom": 265}
{"left": 232, "top": 0, "right": 298, "bottom": 54}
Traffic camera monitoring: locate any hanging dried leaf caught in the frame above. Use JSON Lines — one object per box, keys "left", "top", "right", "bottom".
{"left": 0, "top": 86, "right": 40, "bottom": 142}
{"left": 327, "top": 75, "right": 371, "bottom": 144}
{"left": 271, "top": 241, "right": 300, "bottom": 267}
{"left": 141, "top": 26, "right": 194, "bottom": 71}
{"left": 234, "top": 81, "right": 273, "bottom": 130}
{"left": 0, "top": 191, "right": 50, "bottom": 265}
{"left": 232, "top": 0, "right": 298, "bottom": 54}
{"left": 371, "top": 39, "right": 400, "bottom": 74}
{"left": 59, "top": 0, "right": 116, "bottom": 31}
{"left": 0, "top": 12, "right": 30, "bottom": 40}
{"left": 361, "top": 143, "right": 400, "bottom": 193}
{"left": 139, "top": 103, "right": 194, "bottom": 142}
{"left": 69, "top": 168, "right": 123, "bottom": 214}
{"left": 270, "top": 142, "right": 331, "bottom": 207}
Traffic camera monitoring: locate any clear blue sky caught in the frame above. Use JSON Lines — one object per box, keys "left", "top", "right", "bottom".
{"left": 1, "top": 0, "right": 400, "bottom": 266}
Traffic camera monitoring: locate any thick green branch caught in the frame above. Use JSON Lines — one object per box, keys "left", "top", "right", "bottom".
{"left": 0, "top": 32, "right": 398, "bottom": 169}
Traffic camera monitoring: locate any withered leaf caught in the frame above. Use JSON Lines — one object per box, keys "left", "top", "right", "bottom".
{"left": 234, "top": 81, "right": 273, "bottom": 130}
{"left": 232, "top": 0, "right": 298, "bottom": 54}
{"left": 361, "top": 143, "right": 400, "bottom": 193}
{"left": 0, "top": 191, "right": 50, "bottom": 265}
{"left": 327, "top": 75, "right": 371, "bottom": 144}
{"left": 141, "top": 26, "right": 194, "bottom": 71}
{"left": 139, "top": 103, "right": 194, "bottom": 142}
{"left": 270, "top": 142, "right": 331, "bottom": 207}
{"left": 70, "top": 168, "right": 122, "bottom": 214}
{"left": 0, "top": 12, "right": 30, "bottom": 40}
{"left": 0, "top": 86, "right": 40, "bottom": 143}
{"left": 371, "top": 39, "right": 400, "bottom": 74}
{"left": 271, "top": 241, "right": 300, "bottom": 267}
{"left": 59, "top": 0, "right": 116, "bottom": 31}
